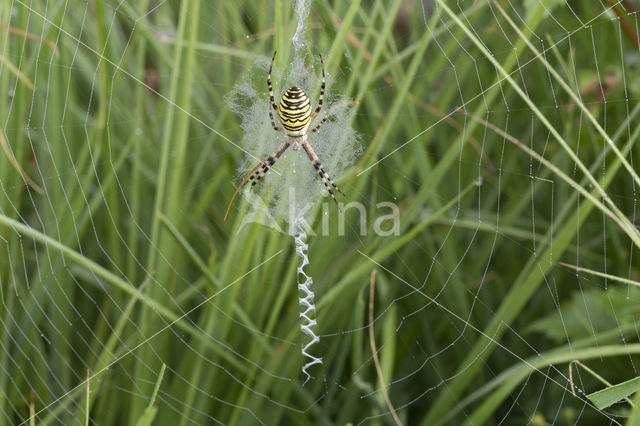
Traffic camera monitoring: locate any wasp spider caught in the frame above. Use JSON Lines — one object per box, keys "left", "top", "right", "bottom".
{"left": 225, "top": 51, "right": 356, "bottom": 220}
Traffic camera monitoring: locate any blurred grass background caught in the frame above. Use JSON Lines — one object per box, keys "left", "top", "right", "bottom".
{"left": 1, "top": 0, "right": 640, "bottom": 424}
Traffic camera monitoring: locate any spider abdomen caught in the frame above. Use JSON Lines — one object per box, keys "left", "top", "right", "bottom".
{"left": 279, "top": 86, "right": 312, "bottom": 136}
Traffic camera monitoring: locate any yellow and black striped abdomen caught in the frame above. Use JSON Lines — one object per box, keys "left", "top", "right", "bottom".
{"left": 279, "top": 86, "right": 312, "bottom": 136}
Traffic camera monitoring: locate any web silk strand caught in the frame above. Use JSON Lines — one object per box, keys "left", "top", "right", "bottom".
{"left": 294, "top": 220, "right": 322, "bottom": 384}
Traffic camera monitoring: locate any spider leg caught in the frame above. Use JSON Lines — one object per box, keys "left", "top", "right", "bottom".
{"left": 224, "top": 140, "right": 290, "bottom": 221}
{"left": 309, "top": 54, "right": 325, "bottom": 123}
{"left": 302, "top": 140, "right": 345, "bottom": 209}
{"left": 306, "top": 99, "right": 360, "bottom": 135}
{"left": 268, "top": 51, "right": 285, "bottom": 133}
{"left": 250, "top": 141, "right": 290, "bottom": 187}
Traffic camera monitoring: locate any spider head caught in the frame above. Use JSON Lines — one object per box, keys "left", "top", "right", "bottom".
{"left": 279, "top": 86, "right": 312, "bottom": 136}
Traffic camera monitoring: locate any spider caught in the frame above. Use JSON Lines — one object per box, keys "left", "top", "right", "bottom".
{"left": 224, "top": 51, "right": 356, "bottom": 221}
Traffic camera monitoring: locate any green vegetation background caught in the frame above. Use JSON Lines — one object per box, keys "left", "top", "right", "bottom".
{"left": 1, "top": 1, "right": 640, "bottom": 424}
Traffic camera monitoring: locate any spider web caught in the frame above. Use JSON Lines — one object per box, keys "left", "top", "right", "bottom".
{"left": 1, "top": 1, "right": 640, "bottom": 425}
